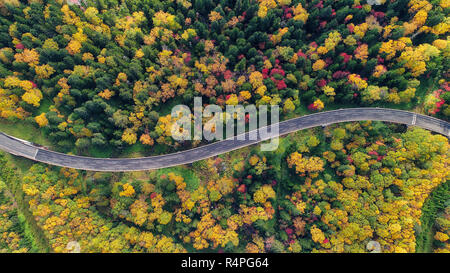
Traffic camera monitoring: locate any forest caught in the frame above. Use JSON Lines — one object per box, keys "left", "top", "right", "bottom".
{"left": 0, "top": 0, "right": 448, "bottom": 157}
{"left": 0, "top": 0, "right": 449, "bottom": 253}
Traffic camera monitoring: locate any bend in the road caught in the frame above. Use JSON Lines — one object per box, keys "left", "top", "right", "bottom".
{"left": 0, "top": 108, "right": 448, "bottom": 172}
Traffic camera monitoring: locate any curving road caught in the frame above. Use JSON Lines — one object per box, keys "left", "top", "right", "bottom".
{"left": 0, "top": 108, "right": 449, "bottom": 172}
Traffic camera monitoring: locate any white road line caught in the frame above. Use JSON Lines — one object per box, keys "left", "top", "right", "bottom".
{"left": 33, "top": 148, "right": 39, "bottom": 160}
{"left": 412, "top": 114, "right": 417, "bottom": 125}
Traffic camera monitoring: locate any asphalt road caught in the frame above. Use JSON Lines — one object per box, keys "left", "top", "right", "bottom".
{"left": 0, "top": 108, "right": 449, "bottom": 172}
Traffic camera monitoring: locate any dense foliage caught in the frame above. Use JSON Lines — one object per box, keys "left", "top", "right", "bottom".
{"left": 280, "top": 123, "right": 449, "bottom": 252}
{"left": 0, "top": 0, "right": 448, "bottom": 155}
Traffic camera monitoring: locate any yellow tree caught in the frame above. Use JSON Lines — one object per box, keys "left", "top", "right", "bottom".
{"left": 122, "top": 128, "right": 137, "bottom": 145}
{"left": 14, "top": 48, "right": 39, "bottom": 66}
{"left": 287, "top": 152, "right": 325, "bottom": 176}
{"left": 253, "top": 185, "right": 276, "bottom": 204}
{"left": 119, "top": 183, "right": 135, "bottom": 197}
{"left": 312, "top": 59, "right": 326, "bottom": 71}
{"left": 354, "top": 44, "right": 369, "bottom": 63}
{"left": 66, "top": 40, "right": 82, "bottom": 55}
{"left": 35, "top": 64, "right": 55, "bottom": 79}
{"left": 249, "top": 71, "right": 264, "bottom": 90}
{"left": 292, "top": 3, "right": 309, "bottom": 23}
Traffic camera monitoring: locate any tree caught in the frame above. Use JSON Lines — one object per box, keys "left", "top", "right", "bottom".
{"left": 283, "top": 98, "right": 295, "bottom": 113}
{"left": 120, "top": 183, "right": 135, "bottom": 197}
{"left": 122, "top": 129, "right": 137, "bottom": 145}
{"left": 14, "top": 49, "right": 39, "bottom": 67}
{"left": 312, "top": 59, "right": 326, "bottom": 71}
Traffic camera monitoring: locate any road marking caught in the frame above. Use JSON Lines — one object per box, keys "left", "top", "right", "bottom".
{"left": 33, "top": 149, "right": 39, "bottom": 160}
{"left": 412, "top": 114, "right": 417, "bottom": 125}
